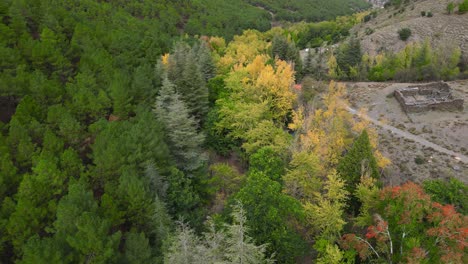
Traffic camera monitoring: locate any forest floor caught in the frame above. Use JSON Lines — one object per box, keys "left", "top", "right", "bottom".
{"left": 343, "top": 80, "right": 468, "bottom": 185}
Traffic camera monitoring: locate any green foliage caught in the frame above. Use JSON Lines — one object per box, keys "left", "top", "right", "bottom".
{"left": 232, "top": 172, "right": 307, "bottom": 263}
{"left": 204, "top": 106, "right": 241, "bottom": 155}
{"left": 447, "top": 2, "right": 455, "bottom": 14}
{"left": 336, "top": 37, "right": 362, "bottom": 79}
{"left": 124, "top": 232, "right": 153, "bottom": 264}
{"left": 166, "top": 41, "right": 210, "bottom": 122}
{"left": 164, "top": 203, "right": 274, "bottom": 264}
{"left": 154, "top": 78, "right": 207, "bottom": 172}
{"left": 414, "top": 156, "right": 425, "bottom": 165}
{"left": 109, "top": 71, "right": 132, "bottom": 119}
{"left": 214, "top": 48, "right": 295, "bottom": 158}
{"left": 249, "top": 147, "right": 286, "bottom": 182}
{"left": 271, "top": 34, "right": 302, "bottom": 77}
{"left": 185, "top": 0, "right": 271, "bottom": 40}
{"left": 363, "top": 14, "right": 371, "bottom": 22}
{"left": 304, "top": 172, "right": 349, "bottom": 241}
{"left": 20, "top": 181, "right": 122, "bottom": 264}
{"left": 7, "top": 149, "right": 72, "bottom": 255}
{"left": 364, "top": 27, "right": 374, "bottom": 35}
{"left": 297, "top": 17, "right": 359, "bottom": 49}
{"left": 208, "top": 163, "right": 244, "bottom": 196}
{"left": 459, "top": 0, "right": 468, "bottom": 14}
{"left": 337, "top": 130, "right": 379, "bottom": 213}
{"left": 423, "top": 178, "right": 468, "bottom": 215}
{"left": 207, "top": 76, "right": 226, "bottom": 107}
{"left": 164, "top": 167, "right": 204, "bottom": 225}
{"left": 344, "top": 182, "right": 467, "bottom": 263}
{"left": 314, "top": 238, "right": 354, "bottom": 264}
{"left": 247, "top": 0, "right": 370, "bottom": 22}
{"left": 367, "top": 40, "right": 461, "bottom": 82}
{"left": 398, "top": 28, "right": 412, "bottom": 41}
{"left": 90, "top": 109, "right": 170, "bottom": 186}
{"left": 3, "top": 0, "right": 466, "bottom": 262}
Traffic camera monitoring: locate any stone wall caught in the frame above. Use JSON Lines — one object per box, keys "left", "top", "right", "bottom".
{"left": 394, "top": 82, "right": 464, "bottom": 113}
{"left": 402, "top": 98, "right": 464, "bottom": 113}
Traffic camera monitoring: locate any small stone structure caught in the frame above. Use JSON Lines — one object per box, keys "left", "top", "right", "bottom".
{"left": 394, "top": 82, "right": 464, "bottom": 113}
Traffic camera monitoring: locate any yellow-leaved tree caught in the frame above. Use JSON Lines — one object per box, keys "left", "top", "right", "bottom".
{"left": 217, "top": 30, "right": 270, "bottom": 74}
{"left": 285, "top": 81, "right": 390, "bottom": 241}
{"left": 304, "top": 171, "right": 348, "bottom": 240}
{"left": 215, "top": 39, "right": 296, "bottom": 156}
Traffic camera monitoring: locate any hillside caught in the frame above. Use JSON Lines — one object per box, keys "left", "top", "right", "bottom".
{"left": 245, "top": 0, "right": 370, "bottom": 22}
{"left": 354, "top": 0, "right": 468, "bottom": 61}
{"left": 365, "top": 0, "right": 387, "bottom": 8}
{"left": 51, "top": 0, "right": 371, "bottom": 41}
{"left": 1, "top": 0, "right": 467, "bottom": 263}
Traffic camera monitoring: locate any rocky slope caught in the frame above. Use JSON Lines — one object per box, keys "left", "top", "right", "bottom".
{"left": 354, "top": 0, "right": 468, "bottom": 62}
{"left": 366, "top": 0, "right": 387, "bottom": 8}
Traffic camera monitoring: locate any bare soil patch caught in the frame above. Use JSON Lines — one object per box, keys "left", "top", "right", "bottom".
{"left": 344, "top": 81, "right": 468, "bottom": 185}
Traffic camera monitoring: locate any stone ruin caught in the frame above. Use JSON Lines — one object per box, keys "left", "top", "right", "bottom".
{"left": 394, "top": 82, "right": 464, "bottom": 113}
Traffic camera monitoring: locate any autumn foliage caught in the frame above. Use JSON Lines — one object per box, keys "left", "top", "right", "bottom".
{"left": 341, "top": 182, "right": 468, "bottom": 263}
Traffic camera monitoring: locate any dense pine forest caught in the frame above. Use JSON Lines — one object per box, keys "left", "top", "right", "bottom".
{"left": 0, "top": 0, "right": 467, "bottom": 263}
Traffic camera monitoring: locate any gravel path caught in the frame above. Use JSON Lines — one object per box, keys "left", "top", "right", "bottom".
{"left": 346, "top": 106, "right": 468, "bottom": 164}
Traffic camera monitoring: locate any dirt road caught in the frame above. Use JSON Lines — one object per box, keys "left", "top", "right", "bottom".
{"left": 346, "top": 106, "right": 468, "bottom": 164}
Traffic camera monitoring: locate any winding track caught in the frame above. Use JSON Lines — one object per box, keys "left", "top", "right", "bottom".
{"left": 345, "top": 106, "right": 468, "bottom": 164}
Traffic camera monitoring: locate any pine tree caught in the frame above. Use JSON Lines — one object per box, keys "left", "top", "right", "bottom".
{"left": 167, "top": 42, "right": 209, "bottom": 122}
{"left": 7, "top": 151, "right": 68, "bottom": 255}
{"left": 337, "top": 130, "right": 379, "bottom": 213}
{"left": 272, "top": 35, "right": 289, "bottom": 60}
{"left": 180, "top": 47, "right": 209, "bottom": 121}
{"left": 164, "top": 203, "right": 274, "bottom": 264}
{"left": 194, "top": 41, "right": 216, "bottom": 82}
{"left": 224, "top": 203, "right": 275, "bottom": 264}
{"left": 109, "top": 70, "right": 133, "bottom": 118}
{"left": 167, "top": 42, "right": 190, "bottom": 85}
{"left": 302, "top": 48, "right": 314, "bottom": 76}
{"left": 154, "top": 78, "right": 206, "bottom": 172}
{"left": 131, "top": 63, "right": 156, "bottom": 103}
{"left": 336, "top": 37, "right": 362, "bottom": 78}
{"left": 124, "top": 232, "right": 153, "bottom": 264}
{"left": 164, "top": 222, "right": 199, "bottom": 264}
{"left": 338, "top": 130, "right": 379, "bottom": 188}
{"left": 194, "top": 220, "right": 225, "bottom": 263}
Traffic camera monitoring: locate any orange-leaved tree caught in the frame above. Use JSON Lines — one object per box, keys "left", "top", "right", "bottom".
{"left": 341, "top": 181, "right": 468, "bottom": 263}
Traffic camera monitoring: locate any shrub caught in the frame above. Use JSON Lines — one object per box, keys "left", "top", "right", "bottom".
{"left": 459, "top": 0, "right": 468, "bottom": 14}
{"left": 364, "top": 14, "right": 371, "bottom": 22}
{"left": 447, "top": 2, "right": 455, "bottom": 14}
{"left": 414, "top": 156, "right": 425, "bottom": 165}
{"left": 427, "top": 11, "right": 433, "bottom": 17}
{"left": 421, "top": 11, "right": 426, "bottom": 16}
{"left": 398, "top": 28, "right": 412, "bottom": 41}
{"left": 365, "top": 27, "right": 374, "bottom": 35}
{"left": 423, "top": 178, "right": 468, "bottom": 214}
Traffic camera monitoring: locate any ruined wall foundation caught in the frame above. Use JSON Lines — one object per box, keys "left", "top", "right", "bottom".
{"left": 394, "top": 82, "right": 464, "bottom": 113}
